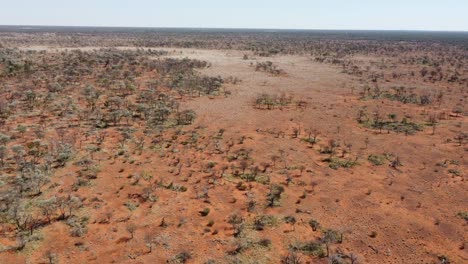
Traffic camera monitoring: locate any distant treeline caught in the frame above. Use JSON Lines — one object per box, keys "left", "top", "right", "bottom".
{"left": 1, "top": 25, "right": 468, "bottom": 44}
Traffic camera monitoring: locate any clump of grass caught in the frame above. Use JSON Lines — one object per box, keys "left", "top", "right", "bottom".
{"left": 308, "top": 219, "right": 321, "bottom": 231}
{"left": 381, "top": 119, "right": 423, "bottom": 135}
{"left": 322, "top": 229, "right": 343, "bottom": 244}
{"left": 301, "top": 137, "right": 319, "bottom": 144}
{"left": 124, "top": 201, "right": 140, "bottom": 211}
{"left": 266, "top": 184, "right": 285, "bottom": 207}
{"left": 281, "top": 252, "right": 302, "bottom": 264}
{"left": 457, "top": 212, "right": 468, "bottom": 222}
{"left": 368, "top": 154, "right": 386, "bottom": 166}
{"left": 368, "top": 153, "right": 393, "bottom": 166}
{"left": 199, "top": 208, "right": 210, "bottom": 217}
{"left": 171, "top": 184, "right": 188, "bottom": 192}
{"left": 159, "top": 181, "right": 188, "bottom": 192}
{"left": 170, "top": 251, "right": 191, "bottom": 263}
{"left": 254, "top": 215, "right": 279, "bottom": 230}
{"left": 289, "top": 241, "right": 326, "bottom": 258}
{"left": 66, "top": 216, "right": 89, "bottom": 237}
{"left": 358, "top": 112, "right": 423, "bottom": 135}
{"left": 239, "top": 173, "right": 270, "bottom": 185}
{"left": 322, "top": 157, "right": 358, "bottom": 170}
{"left": 229, "top": 238, "right": 272, "bottom": 256}
{"left": 204, "top": 161, "right": 217, "bottom": 172}
{"left": 448, "top": 169, "right": 461, "bottom": 176}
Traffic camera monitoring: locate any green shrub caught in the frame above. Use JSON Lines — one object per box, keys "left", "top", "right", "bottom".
{"left": 322, "top": 229, "right": 343, "bottom": 244}
{"left": 266, "top": 184, "right": 285, "bottom": 207}
{"left": 323, "top": 157, "right": 358, "bottom": 170}
{"left": 368, "top": 154, "right": 390, "bottom": 166}
{"left": 254, "top": 215, "right": 279, "bottom": 230}
{"left": 289, "top": 241, "right": 326, "bottom": 257}
{"left": 308, "top": 219, "right": 321, "bottom": 231}
{"left": 199, "top": 208, "right": 210, "bottom": 217}
{"left": 457, "top": 212, "right": 468, "bottom": 222}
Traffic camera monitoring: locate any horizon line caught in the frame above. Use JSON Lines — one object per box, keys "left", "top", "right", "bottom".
{"left": 1, "top": 24, "right": 467, "bottom": 33}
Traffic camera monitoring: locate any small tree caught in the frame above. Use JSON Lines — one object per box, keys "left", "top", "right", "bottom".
{"left": 11, "top": 145, "right": 25, "bottom": 169}
{"left": 83, "top": 85, "right": 101, "bottom": 112}
{"left": 292, "top": 127, "right": 300, "bottom": 138}
{"left": 0, "top": 133, "right": 10, "bottom": 145}
{"left": 281, "top": 251, "right": 302, "bottom": 264}
{"left": 455, "top": 132, "right": 466, "bottom": 146}
{"left": 373, "top": 110, "right": 384, "bottom": 133}
{"left": 325, "top": 139, "right": 340, "bottom": 156}
{"left": 126, "top": 223, "right": 137, "bottom": 239}
{"left": 44, "top": 250, "right": 58, "bottom": 264}
{"left": 239, "top": 160, "right": 249, "bottom": 175}
{"left": 298, "top": 165, "right": 306, "bottom": 176}
{"left": 38, "top": 197, "right": 57, "bottom": 224}
{"left": 0, "top": 145, "right": 7, "bottom": 167}
{"left": 56, "top": 195, "right": 82, "bottom": 219}
{"left": 144, "top": 232, "right": 156, "bottom": 253}
{"left": 428, "top": 114, "right": 438, "bottom": 135}
{"left": 266, "top": 184, "right": 285, "bottom": 207}
{"left": 306, "top": 128, "right": 320, "bottom": 144}
{"left": 309, "top": 219, "right": 321, "bottom": 231}
{"left": 134, "top": 136, "right": 145, "bottom": 155}
{"left": 270, "top": 155, "right": 280, "bottom": 168}
{"left": 16, "top": 125, "right": 27, "bottom": 140}
{"left": 176, "top": 110, "right": 196, "bottom": 125}
{"left": 86, "top": 145, "right": 99, "bottom": 160}
{"left": 27, "top": 168, "right": 50, "bottom": 196}
{"left": 390, "top": 156, "right": 402, "bottom": 169}
{"left": 228, "top": 214, "right": 245, "bottom": 237}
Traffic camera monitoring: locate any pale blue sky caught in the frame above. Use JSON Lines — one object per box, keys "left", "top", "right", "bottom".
{"left": 1, "top": 0, "right": 467, "bottom": 31}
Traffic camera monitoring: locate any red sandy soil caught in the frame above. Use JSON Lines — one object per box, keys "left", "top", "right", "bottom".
{"left": 0, "top": 48, "right": 466, "bottom": 264}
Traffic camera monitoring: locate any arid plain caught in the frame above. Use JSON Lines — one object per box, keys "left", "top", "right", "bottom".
{"left": 0, "top": 29, "right": 466, "bottom": 263}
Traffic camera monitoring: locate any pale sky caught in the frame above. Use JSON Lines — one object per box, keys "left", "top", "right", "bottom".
{"left": 1, "top": 0, "right": 467, "bottom": 31}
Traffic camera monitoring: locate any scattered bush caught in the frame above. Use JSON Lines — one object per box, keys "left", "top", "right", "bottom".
{"left": 368, "top": 154, "right": 392, "bottom": 166}
{"left": 323, "top": 157, "right": 358, "bottom": 170}
{"left": 255, "top": 61, "right": 285, "bottom": 76}
{"left": 266, "top": 184, "right": 285, "bottom": 207}
{"left": 289, "top": 241, "right": 326, "bottom": 258}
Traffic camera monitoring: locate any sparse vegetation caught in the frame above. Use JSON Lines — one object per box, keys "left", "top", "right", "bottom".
{"left": 255, "top": 61, "right": 285, "bottom": 76}
{"left": 358, "top": 109, "right": 424, "bottom": 135}
{"left": 368, "top": 153, "right": 392, "bottom": 166}
{"left": 323, "top": 157, "right": 359, "bottom": 170}
{"left": 456, "top": 212, "right": 468, "bottom": 222}
{"left": 0, "top": 27, "right": 465, "bottom": 264}
{"left": 254, "top": 92, "right": 294, "bottom": 110}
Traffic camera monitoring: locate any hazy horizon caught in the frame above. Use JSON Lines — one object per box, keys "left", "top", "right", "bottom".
{"left": 1, "top": 0, "right": 468, "bottom": 32}
{"left": 1, "top": 25, "right": 468, "bottom": 33}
